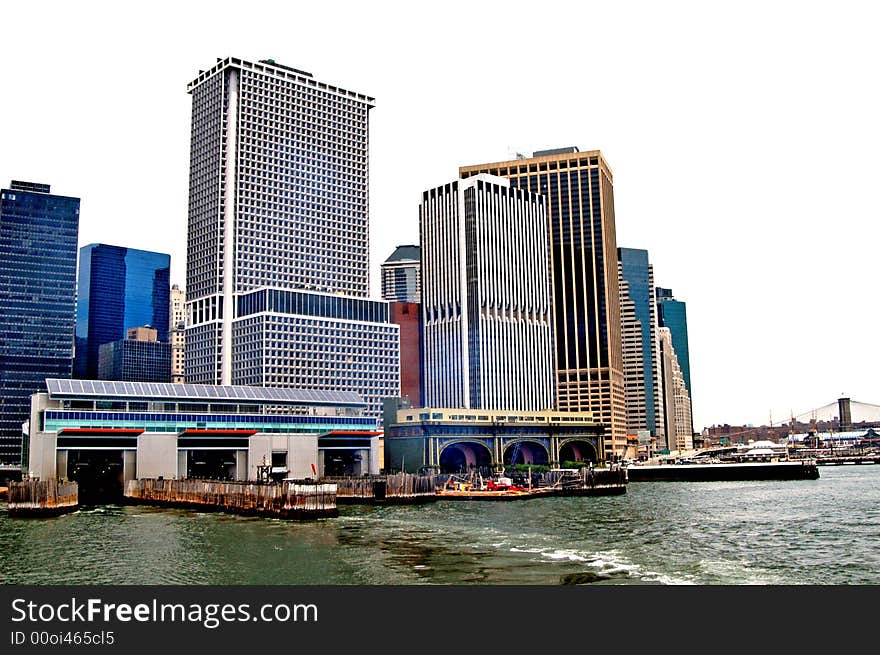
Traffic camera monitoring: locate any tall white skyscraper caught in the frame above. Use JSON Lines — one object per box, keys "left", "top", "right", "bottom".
{"left": 184, "top": 57, "right": 399, "bottom": 420}
{"left": 420, "top": 174, "right": 554, "bottom": 411}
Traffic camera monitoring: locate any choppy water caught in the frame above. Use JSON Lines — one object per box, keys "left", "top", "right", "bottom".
{"left": 2, "top": 465, "right": 878, "bottom": 585}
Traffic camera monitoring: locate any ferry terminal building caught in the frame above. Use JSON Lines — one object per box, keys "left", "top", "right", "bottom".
{"left": 26, "top": 379, "right": 381, "bottom": 499}
{"left": 383, "top": 401, "right": 605, "bottom": 474}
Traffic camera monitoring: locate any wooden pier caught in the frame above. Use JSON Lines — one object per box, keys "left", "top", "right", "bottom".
{"left": 124, "top": 479, "right": 338, "bottom": 518}
{"left": 326, "top": 473, "right": 437, "bottom": 504}
{"left": 7, "top": 479, "right": 79, "bottom": 517}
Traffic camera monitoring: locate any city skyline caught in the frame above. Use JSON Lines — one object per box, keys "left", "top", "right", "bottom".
{"left": 1, "top": 1, "right": 877, "bottom": 431}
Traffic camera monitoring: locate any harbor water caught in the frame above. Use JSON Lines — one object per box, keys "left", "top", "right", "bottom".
{"left": 1, "top": 465, "right": 878, "bottom": 585}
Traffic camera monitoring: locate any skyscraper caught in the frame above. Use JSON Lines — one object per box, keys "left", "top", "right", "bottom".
{"left": 656, "top": 286, "right": 693, "bottom": 434}
{"left": 0, "top": 181, "right": 79, "bottom": 465}
{"left": 381, "top": 245, "right": 420, "bottom": 303}
{"left": 184, "top": 57, "right": 399, "bottom": 420}
{"left": 420, "top": 174, "right": 554, "bottom": 411}
{"left": 98, "top": 326, "right": 172, "bottom": 383}
{"left": 460, "top": 148, "right": 625, "bottom": 459}
{"left": 619, "top": 274, "right": 647, "bottom": 433}
{"left": 658, "top": 327, "right": 693, "bottom": 451}
{"left": 170, "top": 284, "right": 186, "bottom": 383}
{"left": 74, "top": 244, "right": 170, "bottom": 380}
{"left": 618, "top": 248, "right": 663, "bottom": 441}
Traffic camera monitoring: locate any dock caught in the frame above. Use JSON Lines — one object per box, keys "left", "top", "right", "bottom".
{"left": 436, "top": 468, "right": 627, "bottom": 500}
{"left": 326, "top": 472, "right": 437, "bottom": 505}
{"left": 7, "top": 479, "right": 79, "bottom": 517}
{"left": 815, "top": 454, "right": 880, "bottom": 465}
{"left": 626, "top": 460, "right": 819, "bottom": 482}
{"left": 124, "top": 478, "right": 338, "bottom": 518}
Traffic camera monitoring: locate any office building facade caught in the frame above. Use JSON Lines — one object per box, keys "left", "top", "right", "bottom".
{"left": 460, "top": 149, "right": 625, "bottom": 458}
{"left": 98, "top": 326, "right": 172, "bottom": 383}
{"left": 184, "top": 57, "right": 399, "bottom": 420}
{"left": 74, "top": 244, "right": 170, "bottom": 380}
{"left": 420, "top": 174, "right": 554, "bottom": 411}
{"left": 658, "top": 327, "right": 693, "bottom": 451}
{"left": 619, "top": 275, "right": 647, "bottom": 434}
{"left": 656, "top": 286, "right": 693, "bottom": 434}
{"left": 381, "top": 245, "right": 420, "bottom": 303}
{"left": 0, "top": 181, "right": 80, "bottom": 464}
{"left": 170, "top": 284, "right": 186, "bottom": 383}
{"left": 389, "top": 301, "right": 423, "bottom": 406}
{"left": 618, "top": 248, "right": 663, "bottom": 440}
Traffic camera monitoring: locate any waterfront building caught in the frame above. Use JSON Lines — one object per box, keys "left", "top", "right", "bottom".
{"left": 384, "top": 402, "right": 603, "bottom": 474}
{"left": 184, "top": 56, "right": 399, "bottom": 421}
{"left": 618, "top": 248, "right": 663, "bottom": 441}
{"left": 390, "top": 301, "right": 423, "bottom": 407}
{"left": 98, "top": 326, "right": 172, "bottom": 383}
{"left": 658, "top": 327, "right": 693, "bottom": 451}
{"left": 26, "top": 378, "right": 379, "bottom": 498}
{"left": 0, "top": 181, "right": 80, "bottom": 465}
{"left": 381, "top": 245, "right": 420, "bottom": 303}
{"left": 460, "top": 148, "right": 625, "bottom": 460}
{"left": 170, "top": 284, "right": 185, "bottom": 383}
{"left": 656, "top": 286, "right": 693, "bottom": 434}
{"left": 420, "top": 174, "right": 554, "bottom": 412}
{"left": 74, "top": 244, "right": 171, "bottom": 380}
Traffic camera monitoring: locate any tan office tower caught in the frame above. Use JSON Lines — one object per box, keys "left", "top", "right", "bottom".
{"left": 460, "top": 148, "right": 626, "bottom": 459}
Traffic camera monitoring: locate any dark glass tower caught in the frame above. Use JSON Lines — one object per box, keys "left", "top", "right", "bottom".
{"left": 74, "top": 244, "right": 171, "bottom": 380}
{"left": 618, "top": 248, "right": 662, "bottom": 437}
{"left": 0, "top": 181, "right": 80, "bottom": 465}
{"left": 656, "top": 287, "right": 692, "bottom": 433}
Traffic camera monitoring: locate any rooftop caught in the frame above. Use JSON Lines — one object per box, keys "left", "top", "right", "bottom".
{"left": 45, "top": 379, "right": 366, "bottom": 408}
{"left": 384, "top": 245, "right": 420, "bottom": 263}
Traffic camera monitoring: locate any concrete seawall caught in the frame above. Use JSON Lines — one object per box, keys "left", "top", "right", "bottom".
{"left": 125, "top": 479, "right": 338, "bottom": 518}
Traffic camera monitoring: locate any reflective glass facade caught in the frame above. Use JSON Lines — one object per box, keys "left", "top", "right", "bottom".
{"left": 656, "top": 288, "right": 691, "bottom": 398}
{"left": 44, "top": 410, "right": 373, "bottom": 434}
{"left": 618, "top": 248, "right": 661, "bottom": 436}
{"left": 74, "top": 244, "right": 170, "bottom": 380}
{"left": 656, "top": 287, "right": 692, "bottom": 435}
{"left": 98, "top": 339, "right": 172, "bottom": 383}
{"left": 0, "top": 182, "right": 79, "bottom": 464}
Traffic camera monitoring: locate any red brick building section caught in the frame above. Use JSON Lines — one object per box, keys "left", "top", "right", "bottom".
{"left": 390, "top": 302, "right": 422, "bottom": 406}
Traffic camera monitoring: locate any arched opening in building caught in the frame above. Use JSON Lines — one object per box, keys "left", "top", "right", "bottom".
{"left": 438, "top": 441, "right": 492, "bottom": 475}
{"left": 558, "top": 440, "right": 599, "bottom": 465}
{"left": 503, "top": 440, "right": 550, "bottom": 466}
{"left": 187, "top": 450, "right": 236, "bottom": 481}
{"left": 67, "top": 450, "right": 124, "bottom": 504}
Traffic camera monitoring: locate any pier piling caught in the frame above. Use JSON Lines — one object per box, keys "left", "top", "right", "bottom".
{"left": 8, "top": 479, "right": 79, "bottom": 517}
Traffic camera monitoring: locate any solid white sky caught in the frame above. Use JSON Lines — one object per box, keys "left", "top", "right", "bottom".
{"left": 2, "top": 1, "right": 877, "bottom": 431}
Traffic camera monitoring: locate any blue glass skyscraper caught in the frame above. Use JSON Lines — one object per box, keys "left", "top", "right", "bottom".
{"left": 0, "top": 181, "right": 80, "bottom": 465}
{"left": 618, "top": 247, "right": 661, "bottom": 437}
{"left": 656, "top": 287, "right": 692, "bottom": 432}
{"left": 74, "top": 244, "right": 170, "bottom": 380}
